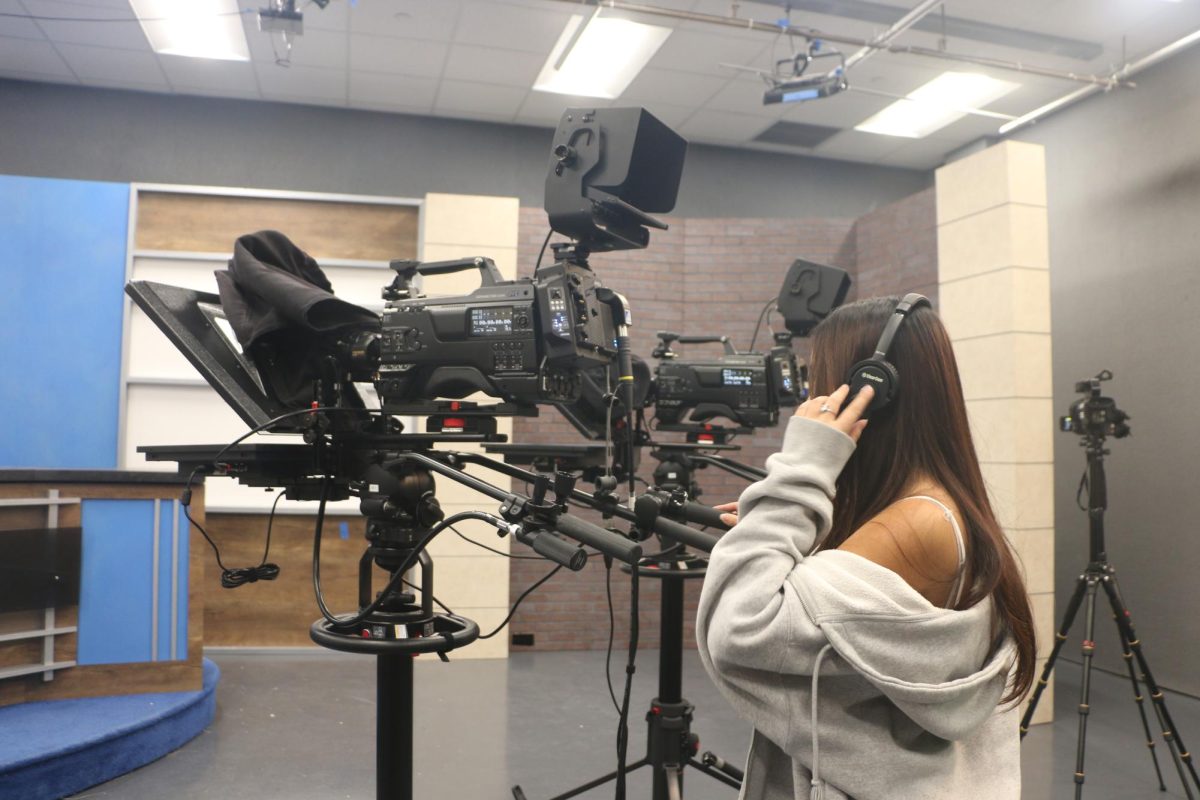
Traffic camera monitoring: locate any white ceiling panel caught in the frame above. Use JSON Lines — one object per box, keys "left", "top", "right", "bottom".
{"left": 248, "top": 26, "right": 348, "bottom": 71}
{"left": 442, "top": 43, "right": 544, "bottom": 87}
{"left": 679, "top": 108, "right": 775, "bottom": 143}
{"left": 704, "top": 74, "right": 791, "bottom": 118}
{"left": 0, "top": 0, "right": 43, "bottom": 39}
{"left": 159, "top": 54, "right": 258, "bottom": 94}
{"left": 19, "top": 0, "right": 148, "bottom": 50}
{"left": 349, "top": 70, "right": 438, "bottom": 112}
{"left": 453, "top": 1, "right": 572, "bottom": 53}
{"left": 255, "top": 62, "right": 345, "bottom": 102}
{"left": 349, "top": 34, "right": 448, "bottom": 77}
{"left": 0, "top": 34, "right": 72, "bottom": 76}
{"left": 292, "top": 0, "right": 350, "bottom": 32}
{"left": 347, "top": 0, "right": 462, "bottom": 41}
{"left": 651, "top": 29, "right": 772, "bottom": 77}
{"left": 434, "top": 78, "right": 526, "bottom": 118}
{"left": 618, "top": 67, "right": 727, "bottom": 108}
{"left": 56, "top": 41, "right": 164, "bottom": 86}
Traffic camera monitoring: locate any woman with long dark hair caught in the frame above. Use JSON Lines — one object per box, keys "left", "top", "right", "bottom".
{"left": 697, "top": 295, "right": 1035, "bottom": 800}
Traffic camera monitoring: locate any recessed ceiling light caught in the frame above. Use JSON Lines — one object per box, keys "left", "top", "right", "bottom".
{"left": 534, "top": 11, "right": 672, "bottom": 99}
{"left": 130, "top": 0, "right": 250, "bottom": 62}
{"left": 854, "top": 72, "right": 1019, "bottom": 138}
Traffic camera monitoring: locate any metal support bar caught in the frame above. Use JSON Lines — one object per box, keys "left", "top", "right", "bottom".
{"left": 843, "top": 0, "right": 944, "bottom": 71}
{"left": 571, "top": 0, "right": 1132, "bottom": 88}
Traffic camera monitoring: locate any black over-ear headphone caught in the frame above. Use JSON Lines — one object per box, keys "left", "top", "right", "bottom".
{"left": 846, "top": 293, "right": 931, "bottom": 413}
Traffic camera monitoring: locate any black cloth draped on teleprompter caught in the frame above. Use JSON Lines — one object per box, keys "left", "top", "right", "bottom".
{"left": 215, "top": 229, "right": 379, "bottom": 409}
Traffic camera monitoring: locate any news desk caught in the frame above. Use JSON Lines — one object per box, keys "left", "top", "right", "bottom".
{"left": 0, "top": 470, "right": 205, "bottom": 706}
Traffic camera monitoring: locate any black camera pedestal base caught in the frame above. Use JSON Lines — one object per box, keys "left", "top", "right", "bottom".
{"left": 310, "top": 610, "right": 479, "bottom": 800}
{"left": 512, "top": 555, "right": 742, "bottom": 800}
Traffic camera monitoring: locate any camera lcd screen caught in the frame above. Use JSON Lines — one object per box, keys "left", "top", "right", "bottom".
{"left": 722, "top": 369, "right": 756, "bottom": 386}
{"left": 470, "top": 307, "right": 514, "bottom": 337}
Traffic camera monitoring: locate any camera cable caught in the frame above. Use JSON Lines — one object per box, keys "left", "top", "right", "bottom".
{"left": 747, "top": 295, "right": 777, "bottom": 352}
{"left": 181, "top": 469, "right": 282, "bottom": 589}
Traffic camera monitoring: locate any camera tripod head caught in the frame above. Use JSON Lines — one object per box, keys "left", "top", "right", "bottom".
{"left": 1061, "top": 369, "right": 1131, "bottom": 447}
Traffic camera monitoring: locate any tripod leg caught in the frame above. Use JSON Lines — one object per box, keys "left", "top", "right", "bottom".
{"left": 1101, "top": 575, "right": 1200, "bottom": 798}
{"left": 1071, "top": 578, "right": 1101, "bottom": 799}
{"left": 1102, "top": 575, "right": 1168, "bottom": 791}
{"left": 523, "top": 758, "right": 650, "bottom": 800}
{"left": 1022, "top": 573, "right": 1089, "bottom": 737}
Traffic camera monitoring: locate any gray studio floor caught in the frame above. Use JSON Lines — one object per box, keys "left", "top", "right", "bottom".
{"left": 66, "top": 649, "right": 1199, "bottom": 799}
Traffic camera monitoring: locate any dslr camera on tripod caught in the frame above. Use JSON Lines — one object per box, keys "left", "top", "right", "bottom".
{"left": 1060, "top": 369, "right": 1131, "bottom": 439}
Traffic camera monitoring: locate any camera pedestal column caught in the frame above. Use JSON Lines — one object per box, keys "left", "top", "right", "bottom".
{"left": 311, "top": 543, "right": 479, "bottom": 800}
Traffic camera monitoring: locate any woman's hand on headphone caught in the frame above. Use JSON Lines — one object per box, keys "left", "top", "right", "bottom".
{"left": 795, "top": 383, "right": 873, "bottom": 443}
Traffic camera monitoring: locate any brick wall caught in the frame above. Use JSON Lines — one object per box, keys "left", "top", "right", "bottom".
{"left": 851, "top": 187, "right": 939, "bottom": 306}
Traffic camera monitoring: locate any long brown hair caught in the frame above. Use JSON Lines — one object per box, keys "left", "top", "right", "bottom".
{"left": 809, "top": 296, "right": 1035, "bottom": 703}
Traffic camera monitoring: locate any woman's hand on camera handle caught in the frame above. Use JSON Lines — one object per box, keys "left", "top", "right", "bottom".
{"left": 795, "top": 383, "right": 872, "bottom": 443}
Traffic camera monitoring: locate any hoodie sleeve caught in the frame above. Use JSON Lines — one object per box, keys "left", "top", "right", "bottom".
{"left": 695, "top": 416, "right": 856, "bottom": 742}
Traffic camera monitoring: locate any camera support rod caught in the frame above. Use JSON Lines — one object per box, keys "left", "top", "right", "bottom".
{"left": 392, "top": 451, "right": 647, "bottom": 563}
{"left": 440, "top": 451, "right": 720, "bottom": 553}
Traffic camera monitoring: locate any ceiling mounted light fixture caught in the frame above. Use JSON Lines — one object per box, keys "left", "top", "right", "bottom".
{"left": 130, "top": 0, "right": 250, "bottom": 62}
{"left": 534, "top": 10, "right": 672, "bottom": 99}
{"left": 855, "top": 71, "right": 1019, "bottom": 138}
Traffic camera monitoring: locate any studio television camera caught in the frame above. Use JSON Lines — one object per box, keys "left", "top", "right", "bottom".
{"left": 650, "top": 258, "right": 850, "bottom": 435}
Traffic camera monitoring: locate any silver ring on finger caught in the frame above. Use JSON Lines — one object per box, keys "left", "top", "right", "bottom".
{"left": 819, "top": 402, "right": 835, "bottom": 414}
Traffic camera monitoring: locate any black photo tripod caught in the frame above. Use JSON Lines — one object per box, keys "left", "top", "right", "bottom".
{"left": 1021, "top": 373, "right": 1200, "bottom": 798}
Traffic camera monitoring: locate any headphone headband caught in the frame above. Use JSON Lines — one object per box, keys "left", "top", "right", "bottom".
{"left": 871, "top": 293, "right": 930, "bottom": 360}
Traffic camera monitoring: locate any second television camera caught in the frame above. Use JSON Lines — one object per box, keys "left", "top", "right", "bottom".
{"left": 651, "top": 332, "right": 803, "bottom": 429}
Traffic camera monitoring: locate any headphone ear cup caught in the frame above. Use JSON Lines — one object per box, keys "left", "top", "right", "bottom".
{"left": 847, "top": 359, "right": 899, "bottom": 412}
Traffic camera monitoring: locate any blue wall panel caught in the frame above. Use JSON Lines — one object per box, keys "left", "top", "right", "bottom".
{"left": 0, "top": 174, "right": 128, "bottom": 468}
{"left": 78, "top": 499, "right": 154, "bottom": 665}
{"left": 175, "top": 507, "right": 189, "bottom": 661}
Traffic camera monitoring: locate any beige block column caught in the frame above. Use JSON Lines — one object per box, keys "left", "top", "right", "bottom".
{"left": 936, "top": 141, "right": 1055, "bottom": 724}
{"left": 418, "top": 192, "right": 521, "bottom": 660}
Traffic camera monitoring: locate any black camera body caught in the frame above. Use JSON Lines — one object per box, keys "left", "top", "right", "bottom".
{"left": 651, "top": 332, "right": 804, "bottom": 429}
{"left": 1060, "top": 370, "right": 1130, "bottom": 439}
{"left": 369, "top": 255, "right": 615, "bottom": 412}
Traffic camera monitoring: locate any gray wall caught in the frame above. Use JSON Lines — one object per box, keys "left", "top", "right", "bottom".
{"left": 0, "top": 79, "right": 928, "bottom": 219}
{"left": 1014, "top": 44, "right": 1200, "bottom": 695}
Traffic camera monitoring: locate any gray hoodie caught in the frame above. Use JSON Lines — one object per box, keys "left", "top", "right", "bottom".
{"left": 696, "top": 417, "right": 1020, "bottom": 800}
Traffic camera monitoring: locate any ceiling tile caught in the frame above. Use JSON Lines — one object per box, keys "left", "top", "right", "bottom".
{"left": 56, "top": 41, "right": 165, "bottom": 86}
{"left": 703, "top": 74, "right": 789, "bottom": 118}
{"left": 434, "top": 78, "right": 525, "bottom": 118}
{"left": 256, "top": 62, "right": 345, "bottom": 102}
{"left": 617, "top": 68, "right": 727, "bottom": 108}
{"left": 20, "top": 0, "right": 149, "bottom": 50}
{"left": 290, "top": 0, "right": 349, "bottom": 33}
{"left": 349, "top": 34, "right": 447, "bottom": 77}
{"left": 453, "top": 1, "right": 574, "bottom": 54}
{"left": 247, "top": 25, "right": 347, "bottom": 71}
{"left": 0, "top": 34, "right": 72, "bottom": 76}
{"left": 349, "top": 70, "right": 438, "bottom": 111}
{"left": 348, "top": 0, "right": 461, "bottom": 41}
{"left": 158, "top": 54, "right": 258, "bottom": 94}
{"left": 678, "top": 108, "right": 774, "bottom": 143}
{"left": 514, "top": 89, "right": 611, "bottom": 126}
{"left": 0, "top": 0, "right": 43, "bottom": 39}
{"left": 442, "top": 43, "right": 543, "bottom": 88}
{"left": 650, "top": 29, "right": 771, "bottom": 78}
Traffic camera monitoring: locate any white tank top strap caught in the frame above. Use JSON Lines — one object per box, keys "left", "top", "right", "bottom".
{"left": 898, "top": 495, "right": 967, "bottom": 608}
